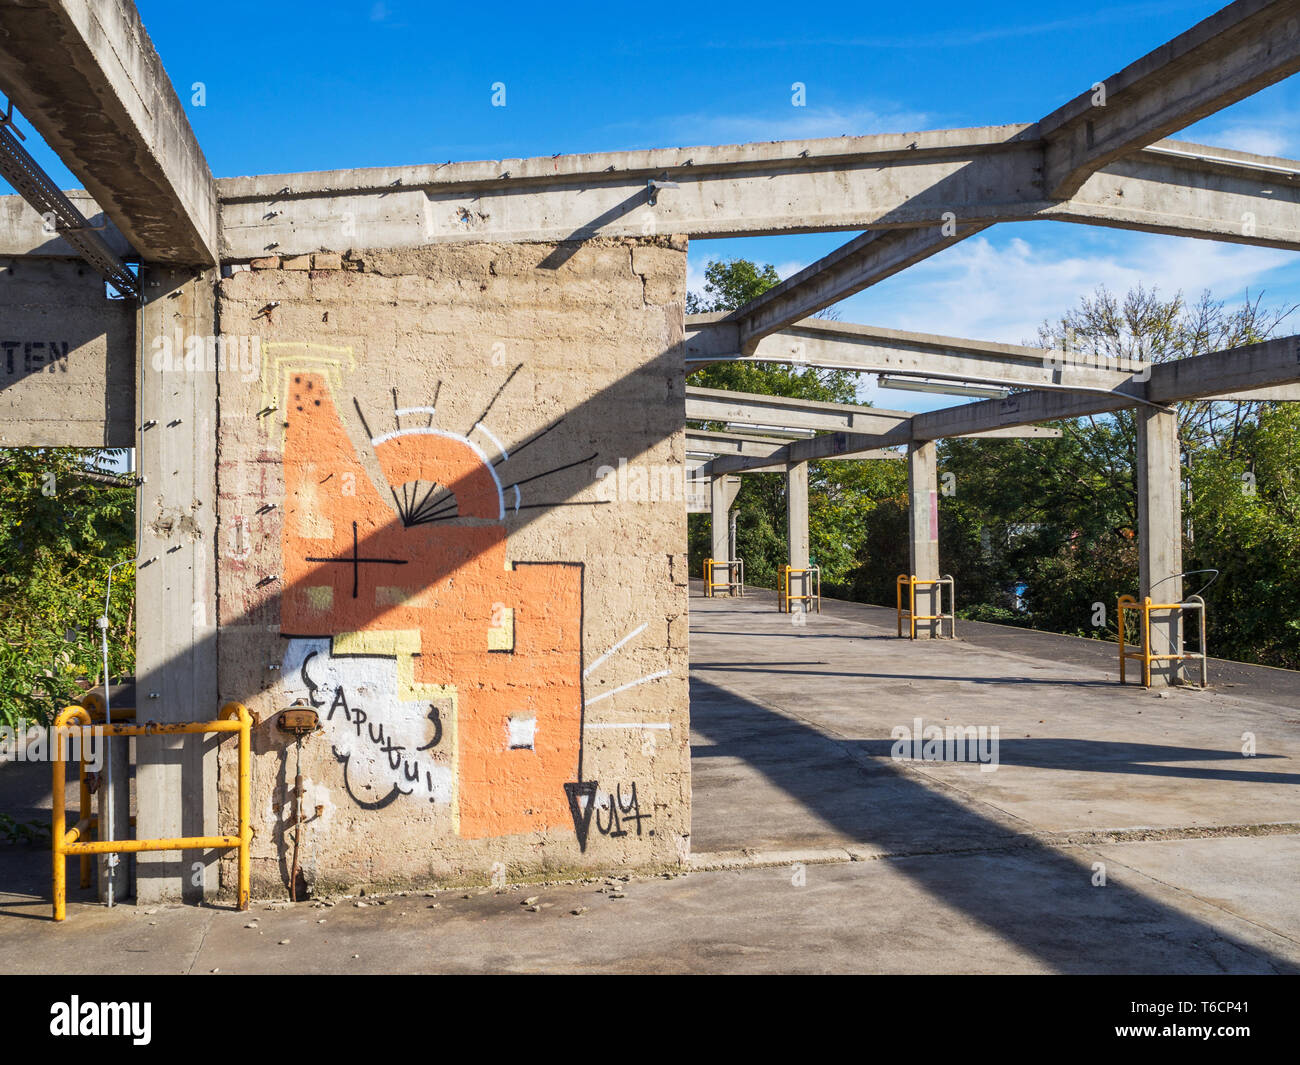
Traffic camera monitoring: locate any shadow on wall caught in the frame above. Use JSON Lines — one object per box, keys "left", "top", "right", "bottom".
{"left": 124, "top": 287, "right": 687, "bottom": 897}
{"left": 689, "top": 676, "right": 1298, "bottom": 974}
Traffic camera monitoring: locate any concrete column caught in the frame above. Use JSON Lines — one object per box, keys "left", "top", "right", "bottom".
{"left": 1136, "top": 408, "right": 1183, "bottom": 686}
{"left": 786, "top": 462, "right": 809, "bottom": 569}
{"left": 908, "top": 441, "right": 940, "bottom": 638}
{"left": 785, "top": 462, "right": 810, "bottom": 611}
{"left": 709, "top": 475, "right": 730, "bottom": 566}
{"left": 134, "top": 266, "right": 219, "bottom": 902}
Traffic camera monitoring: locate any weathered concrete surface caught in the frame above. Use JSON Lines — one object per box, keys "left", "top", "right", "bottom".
{"left": 0, "top": 841, "right": 1293, "bottom": 974}
{"left": 0, "top": 191, "right": 130, "bottom": 259}
{"left": 0, "top": 0, "right": 218, "bottom": 264}
{"left": 217, "top": 131, "right": 1300, "bottom": 257}
{"left": 4, "top": 585, "right": 1296, "bottom": 972}
{"left": 690, "top": 587, "right": 1300, "bottom": 855}
{"left": 134, "top": 267, "right": 220, "bottom": 903}
{"left": 213, "top": 239, "right": 689, "bottom": 897}
{"left": 0, "top": 256, "right": 134, "bottom": 446}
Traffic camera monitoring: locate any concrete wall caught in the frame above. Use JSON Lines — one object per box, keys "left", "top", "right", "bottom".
{"left": 0, "top": 257, "right": 133, "bottom": 447}
{"left": 214, "top": 237, "right": 691, "bottom": 895}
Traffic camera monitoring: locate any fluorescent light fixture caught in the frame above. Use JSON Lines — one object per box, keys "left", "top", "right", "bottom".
{"left": 877, "top": 375, "right": 1011, "bottom": 399}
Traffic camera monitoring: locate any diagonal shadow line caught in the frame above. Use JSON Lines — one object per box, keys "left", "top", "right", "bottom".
{"left": 688, "top": 675, "right": 1299, "bottom": 974}
{"left": 693, "top": 665, "right": 1119, "bottom": 687}
{"left": 536, "top": 190, "right": 655, "bottom": 270}
{"left": 694, "top": 736, "right": 1293, "bottom": 784}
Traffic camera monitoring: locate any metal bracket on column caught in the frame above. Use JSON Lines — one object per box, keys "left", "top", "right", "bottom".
{"left": 646, "top": 177, "right": 679, "bottom": 207}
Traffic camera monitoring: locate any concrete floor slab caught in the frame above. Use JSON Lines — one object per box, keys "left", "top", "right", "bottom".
{"left": 1, "top": 586, "right": 1296, "bottom": 973}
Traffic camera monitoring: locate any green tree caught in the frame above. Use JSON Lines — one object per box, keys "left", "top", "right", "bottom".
{"left": 685, "top": 258, "right": 905, "bottom": 587}
{"left": 0, "top": 448, "right": 136, "bottom": 727}
{"left": 897, "top": 285, "right": 1300, "bottom": 665}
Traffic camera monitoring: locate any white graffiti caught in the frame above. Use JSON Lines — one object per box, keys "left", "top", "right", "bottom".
{"left": 279, "top": 638, "right": 454, "bottom": 809}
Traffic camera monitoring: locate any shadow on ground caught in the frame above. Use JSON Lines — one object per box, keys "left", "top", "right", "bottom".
{"left": 689, "top": 674, "right": 1298, "bottom": 974}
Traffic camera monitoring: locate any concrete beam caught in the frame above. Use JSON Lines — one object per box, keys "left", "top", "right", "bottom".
{"left": 908, "top": 333, "right": 1300, "bottom": 441}
{"left": 1048, "top": 142, "right": 1300, "bottom": 248}
{"left": 687, "top": 314, "right": 1150, "bottom": 392}
{"left": 0, "top": 0, "right": 218, "bottom": 264}
{"left": 774, "top": 424, "right": 1062, "bottom": 466}
{"left": 1038, "top": 0, "right": 1300, "bottom": 198}
{"left": 216, "top": 126, "right": 1300, "bottom": 259}
{"left": 218, "top": 124, "right": 1033, "bottom": 257}
{"left": 686, "top": 429, "right": 792, "bottom": 460}
{"left": 1212, "top": 384, "right": 1300, "bottom": 400}
{"left": 686, "top": 385, "right": 912, "bottom": 435}
{"left": 738, "top": 225, "right": 988, "bottom": 354}
{"left": 705, "top": 445, "right": 902, "bottom": 477}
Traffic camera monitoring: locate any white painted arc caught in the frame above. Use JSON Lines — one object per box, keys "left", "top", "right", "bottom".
{"left": 370, "top": 425, "right": 506, "bottom": 520}
{"left": 472, "top": 421, "right": 509, "bottom": 460}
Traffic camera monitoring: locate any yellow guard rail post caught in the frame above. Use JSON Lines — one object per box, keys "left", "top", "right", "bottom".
{"left": 780, "top": 565, "right": 821, "bottom": 613}
{"left": 51, "top": 702, "right": 253, "bottom": 921}
{"left": 1117, "top": 594, "right": 1208, "bottom": 688}
{"left": 703, "top": 558, "right": 744, "bottom": 597}
{"left": 896, "top": 574, "right": 956, "bottom": 639}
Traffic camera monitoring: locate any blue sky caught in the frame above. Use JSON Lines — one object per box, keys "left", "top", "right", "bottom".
{"left": 7, "top": 0, "right": 1300, "bottom": 412}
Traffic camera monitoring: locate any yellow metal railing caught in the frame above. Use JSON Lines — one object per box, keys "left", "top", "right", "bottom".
{"left": 896, "top": 574, "right": 956, "bottom": 639}
{"left": 51, "top": 702, "right": 253, "bottom": 921}
{"left": 779, "top": 565, "right": 821, "bottom": 614}
{"left": 1117, "top": 594, "right": 1208, "bottom": 688}
{"left": 702, "top": 557, "right": 745, "bottom": 597}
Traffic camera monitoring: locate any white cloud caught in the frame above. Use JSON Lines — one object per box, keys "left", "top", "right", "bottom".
{"left": 688, "top": 225, "right": 1300, "bottom": 415}
{"left": 840, "top": 228, "right": 1299, "bottom": 347}
{"left": 1207, "top": 125, "right": 1293, "bottom": 158}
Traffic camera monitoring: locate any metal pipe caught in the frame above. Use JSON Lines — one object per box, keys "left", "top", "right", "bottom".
{"left": 51, "top": 706, "right": 92, "bottom": 922}
{"left": 99, "top": 556, "right": 136, "bottom": 907}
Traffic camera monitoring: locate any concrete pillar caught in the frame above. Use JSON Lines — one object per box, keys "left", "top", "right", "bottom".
{"left": 709, "top": 475, "right": 730, "bottom": 566}
{"left": 908, "top": 441, "right": 940, "bottom": 638}
{"left": 786, "top": 461, "right": 809, "bottom": 611}
{"left": 1136, "top": 408, "right": 1183, "bottom": 686}
{"left": 786, "top": 462, "right": 809, "bottom": 569}
{"left": 134, "top": 266, "right": 219, "bottom": 902}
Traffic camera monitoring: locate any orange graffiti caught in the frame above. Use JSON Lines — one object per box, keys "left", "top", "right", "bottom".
{"left": 281, "top": 374, "right": 583, "bottom": 839}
